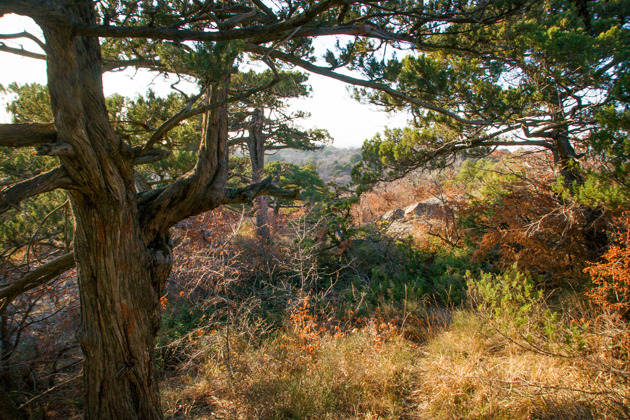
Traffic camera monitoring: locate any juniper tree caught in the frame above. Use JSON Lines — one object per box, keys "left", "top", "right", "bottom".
{"left": 351, "top": 0, "right": 629, "bottom": 189}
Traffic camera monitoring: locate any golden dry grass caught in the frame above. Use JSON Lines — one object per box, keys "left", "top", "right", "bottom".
{"left": 161, "top": 309, "right": 630, "bottom": 419}
{"left": 411, "top": 312, "right": 629, "bottom": 419}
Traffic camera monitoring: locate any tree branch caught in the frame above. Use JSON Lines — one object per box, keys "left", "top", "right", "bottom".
{"left": 482, "top": 140, "right": 554, "bottom": 149}
{"left": 140, "top": 77, "right": 279, "bottom": 153}
{"left": 251, "top": 0, "right": 278, "bottom": 22}
{"left": 223, "top": 176, "right": 300, "bottom": 205}
{"left": 35, "top": 142, "right": 75, "bottom": 157}
{"left": 245, "top": 44, "right": 491, "bottom": 126}
{"left": 102, "top": 58, "right": 171, "bottom": 73}
{"left": 0, "top": 31, "right": 46, "bottom": 51}
{"left": 0, "top": 252, "right": 75, "bottom": 313}
{"left": 0, "top": 167, "right": 73, "bottom": 215}
{"left": 133, "top": 147, "right": 171, "bottom": 165}
{"left": 0, "top": 123, "right": 57, "bottom": 147}
{"left": 72, "top": 0, "right": 343, "bottom": 42}
{"left": 0, "top": 42, "right": 46, "bottom": 60}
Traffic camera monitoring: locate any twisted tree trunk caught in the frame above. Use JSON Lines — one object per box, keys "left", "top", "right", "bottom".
{"left": 33, "top": 2, "right": 230, "bottom": 416}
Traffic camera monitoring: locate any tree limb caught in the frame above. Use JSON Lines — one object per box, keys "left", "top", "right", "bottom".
{"left": 245, "top": 44, "right": 492, "bottom": 126}
{"left": 0, "top": 123, "right": 57, "bottom": 147}
{"left": 140, "top": 77, "right": 279, "bottom": 153}
{"left": 0, "top": 31, "right": 46, "bottom": 51}
{"left": 72, "top": 0, "right": 343, "bottom": 42}
{"left": 223, "top": 177, "right": 300, "bottom": 205}
{"left": 133, "top": 147, "right": 171, "bottom": 165}
{"left": 0, "top": 167, "right": 73, "bottom": 214}
{"left": 0, "top": 252, "right": 75, "bottom": 313}
{"left": 251, "top": 0, "right": 278, "bottom": 22}
{"left": 0, "top": 42, "right": 46, "bottom": 60}
{"left": 102, "top": 58, "right": 171, "bottom": 74}
{"left": 36, "top": 142, "right": 75, "bottom": 157}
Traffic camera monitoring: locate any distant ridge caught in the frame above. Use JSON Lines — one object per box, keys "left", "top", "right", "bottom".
{"left": 267, "top": 146, "right": 361, "bottom": 184}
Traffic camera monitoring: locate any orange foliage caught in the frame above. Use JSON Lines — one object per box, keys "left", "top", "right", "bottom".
{"left": 351, "top": 178, "right": 424, "bottom": 224}
{"left": 466, "top": 152, "right": 601, "bottom": 286}
{"left": 469, "top": 183, "right": 592, "bottom": 284}
{"left": 585, "top": 213, "right": 630, "bottom": 320}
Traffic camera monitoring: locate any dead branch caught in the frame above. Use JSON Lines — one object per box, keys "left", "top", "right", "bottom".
{"left": 0, "top": 252, "right": 75, "bottom": 313}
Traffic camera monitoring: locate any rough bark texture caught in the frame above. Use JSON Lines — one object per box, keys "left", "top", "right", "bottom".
{"left": 0, "top": 123, "right": 56, "bottom": 147}
{"left": 36, "top": 1, "right": 168, "bottom": 417}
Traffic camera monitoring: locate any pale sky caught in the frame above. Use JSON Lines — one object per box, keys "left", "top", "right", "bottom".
{"left": 0, "top": 14, "right": 409, "bottom": 149}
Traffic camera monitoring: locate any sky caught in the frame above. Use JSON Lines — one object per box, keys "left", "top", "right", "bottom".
{"left": 0, "top": 14, "right": 409, "bottom": 149}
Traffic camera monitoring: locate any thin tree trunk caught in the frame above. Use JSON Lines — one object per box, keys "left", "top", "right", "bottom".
{"left": 248, "top": 108, "right": 270, "bottom": 241}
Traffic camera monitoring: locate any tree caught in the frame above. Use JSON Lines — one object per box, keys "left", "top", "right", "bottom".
{"left": 0, "top": 0, "right": 527, "bottom": 417}
{"left": 351, "top": 0, "right": 629, "bottom": 190}
{"left": 228, "top": 70, "right": 331, "bottom": 240}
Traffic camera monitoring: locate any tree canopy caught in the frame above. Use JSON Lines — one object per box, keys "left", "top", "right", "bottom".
{"left": 351, "top": 0, "right": 630, "bottom": 190}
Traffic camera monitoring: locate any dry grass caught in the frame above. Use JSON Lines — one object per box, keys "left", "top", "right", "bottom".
{"left": 411, "top": 312, "right": 630, "bottom": 419}
{"left": 162, "top": 316, "right": 421, "bottom": 419}
{"left": 162, "top": 306, "right": 630, "bottom": 419}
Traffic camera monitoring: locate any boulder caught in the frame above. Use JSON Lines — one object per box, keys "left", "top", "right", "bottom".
{"left": 403, "top": 197, "right": 442, "bottom": 219}
{"left": 386, "top": 220, "right": 413, "bottom": 236}
{"left": 381, "top": 208, "right": 405, "bottom": 221}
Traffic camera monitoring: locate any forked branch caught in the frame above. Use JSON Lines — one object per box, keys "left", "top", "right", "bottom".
{"left": 0, "top": 42, "right": 46, "bottom": 60}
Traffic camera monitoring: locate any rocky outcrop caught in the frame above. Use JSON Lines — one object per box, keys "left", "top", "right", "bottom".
{"left": 381, "top": 208, "right": 405, "bottom": 221}
{"left": 380, "top": 197, "right": 447, "bottom": 237}
{"left": 403, "top": 197, "right": 442, "bottom": 219}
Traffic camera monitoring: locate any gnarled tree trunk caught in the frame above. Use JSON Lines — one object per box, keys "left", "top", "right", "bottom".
{"left": 33, "top": 2, "right": 230, "bottom": 417}
{"left": 40, "top": 4, "right": 165, "bottom": 417}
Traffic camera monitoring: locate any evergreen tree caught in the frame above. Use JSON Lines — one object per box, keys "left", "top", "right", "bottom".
{"left": 351, "top": 0, "right": 629, "bottom": 190}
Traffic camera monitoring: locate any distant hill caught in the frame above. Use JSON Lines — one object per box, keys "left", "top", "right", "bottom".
{"left": 267, "top": 146, "right": 361, "bottom": 185}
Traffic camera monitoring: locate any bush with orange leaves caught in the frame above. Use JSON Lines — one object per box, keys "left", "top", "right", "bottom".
{"left": 461, "top": 151, "right": 611, "bottom": 288}
{"left": 585, "top": 213, "right": 630, "bottom": 323}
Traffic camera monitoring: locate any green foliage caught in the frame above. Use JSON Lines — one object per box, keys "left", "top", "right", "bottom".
{"left": 0, "top": 83, "right": 53, "bottom": 123}
{"left": 467, "top": 266, "right": 543, "bottom": 329}
{"left": 0, "top": 83, "right": 70, "bottom": 252}
{"left": 360, "top": 244, "right": 469, "bottom": 308}
{"left": 351, "top": 0, "right": 630, "bottom": 191}
{"left": 0, "top": 191, "right": 69, "bottom": 250}
{"left": 455, "top": 158, "right": 518, "bottom": 201}
{"left": 554, "top": 171, "right": 630, "bottom": 209}
{"left": 466, "top": 266, "right": 597, "bottom": 354}
{"left": 157, "top": 41, "right": 240, "bottom": 83}
{"left": 265, "top": 161, "right": 331, "bottom": 205}
{"left": 352, "top": 128, "right": 489, "bottom": 191}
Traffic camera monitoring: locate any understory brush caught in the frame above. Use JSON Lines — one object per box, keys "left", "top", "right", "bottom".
{"left": 161, "top": 266, "right": 630, "bottom": 419}
{"left": 155, "top": 170, "right": 630, "bottom": 419}
{"left": 161, "top": 299, "right": 424, "bottom": 419}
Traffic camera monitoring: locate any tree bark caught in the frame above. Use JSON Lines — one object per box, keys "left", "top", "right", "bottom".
{"left": 247, "top": 109, "right": 270, "bottom": 241}
{"left": 37, "top": 2, "right": 168, "bottom": 417}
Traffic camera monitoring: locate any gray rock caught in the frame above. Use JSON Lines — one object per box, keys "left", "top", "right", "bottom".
{"left": 386, "top": 220, "right": 413, "bottom": 236}
{"left": 404, "top": 197, "right": 442, "bottom": 219}
{"left": 381, "top": 208, "right": 405, "bottom": 221}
